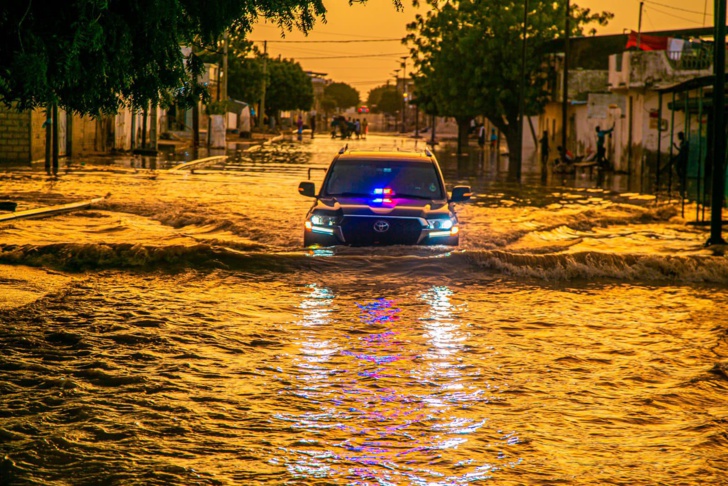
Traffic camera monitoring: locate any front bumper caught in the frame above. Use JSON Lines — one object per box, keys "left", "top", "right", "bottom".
{"left": 304, "top": 215, "right": 459, "bottom": 247}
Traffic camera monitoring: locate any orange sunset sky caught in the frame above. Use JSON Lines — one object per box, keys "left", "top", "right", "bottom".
{"left": 249, "top": 0, "right": 716, "bottom": 100}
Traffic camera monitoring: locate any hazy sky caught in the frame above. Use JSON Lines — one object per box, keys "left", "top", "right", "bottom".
{"left": 249, "top": 0, "right": 715, "bottom": 100}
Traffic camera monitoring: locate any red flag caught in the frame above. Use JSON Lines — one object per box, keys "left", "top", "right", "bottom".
{"left": 626, "top": 30, "right": 669, "bottom": 51}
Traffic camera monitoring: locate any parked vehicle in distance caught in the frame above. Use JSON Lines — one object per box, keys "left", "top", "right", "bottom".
{"left": 298, "top": 148, "right": 471, "bottom": 247}
{"left": 357, "top": 106, "right": 369, "bottom": 114}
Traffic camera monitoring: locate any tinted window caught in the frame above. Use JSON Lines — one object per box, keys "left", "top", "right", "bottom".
{"left": 324, "top": 159, "right": 444, "bottom": 199}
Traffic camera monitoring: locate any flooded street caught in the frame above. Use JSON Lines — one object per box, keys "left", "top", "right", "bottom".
{"left": 1, "top": 135, "right": 727, "bottom": 485}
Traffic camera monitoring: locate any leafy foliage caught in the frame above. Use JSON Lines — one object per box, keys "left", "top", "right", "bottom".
{"left": 324, "top": 82, "right": 360, "bottom": 110}
{"left": 0, "top": 0, "right": 329, "bottom": 114}
{"left": 265, "top": 58, "right": 314, "bottom": 114}
{"left": 319, "top": 97, "right": 337, "bottom": 118}
{"left": 366, "top": 84, "right": 401, "bottom": 115}
{"left": 406, "top": 0, "right": 612, "bottom": 157}
{"left": 199, "top": 40, "right": 313, "bottom": 114}
{"left": 228, "top": 57, "right": 265, "bottom": 104}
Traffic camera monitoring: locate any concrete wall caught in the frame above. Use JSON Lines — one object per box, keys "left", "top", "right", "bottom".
{"left": 1, "top": 104, "right": 162, "bottom": 163}
{"left": 609, "top": 51, "right": 711, "bottom": 91}
{"left": 30, "top": 109, "right": 46, "bottom": 162}
{"left": 605, "top": 87, "right": 685, "bottom": 173}
{"left": 0, "top": 105, "right": 31, "bottom": 164}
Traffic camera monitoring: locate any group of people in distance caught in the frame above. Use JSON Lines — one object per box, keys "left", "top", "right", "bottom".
{"left": 330, "top": 116, "right": 368, "bottom": 140}
{"left": 543, "top": 125, "right": 688, "bottom": 185}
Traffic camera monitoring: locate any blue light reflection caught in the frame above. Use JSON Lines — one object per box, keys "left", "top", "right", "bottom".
{"left": 279, "top": 290, "right": 523, "bottom": 484}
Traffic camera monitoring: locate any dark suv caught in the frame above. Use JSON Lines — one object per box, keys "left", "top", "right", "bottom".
{"left": 298, "top": 148, "right": 471, "bottom": 247}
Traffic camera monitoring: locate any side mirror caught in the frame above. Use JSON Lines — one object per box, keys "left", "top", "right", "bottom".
{"left": 298, "top": 181, "right": 316, "bottom": 197}
{"left": 450, "top": 185, "right": 472, "bottom": 202}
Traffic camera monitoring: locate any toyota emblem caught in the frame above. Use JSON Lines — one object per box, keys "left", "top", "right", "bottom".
{"left": 373, "top": 220, "right": 390, "bottom": 233}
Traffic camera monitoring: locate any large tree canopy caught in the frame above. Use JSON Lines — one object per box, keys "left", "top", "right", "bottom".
{"left": 265, "top": 58, "right": 314, "bottom": 114}
{"left": 324, "top": 82, "right": 360, "bottom": 111}
{"left": 0, "top": 0, "right": 341, "bottom": 114}
{"left": 367, "top": 84, "right": 401, "bottom": 115}
{"left": 202, "top": 41, "right": 313, "bottom": 115}
{"left": 406, "top": 0, "right": 612, "bottom": 162}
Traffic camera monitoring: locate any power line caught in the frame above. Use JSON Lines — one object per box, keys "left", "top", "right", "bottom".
{"left": 250, "top": 38, "right": 402, "bottom": 44}
{"left": 346, "top": 80, "right": 394, "bottom": 85}
{"left": 646, "top": 5, "right": 704, "bottom": 25}
{"left": 296, "top": 52, "right": 408, "bottom": 60}
{"left": 643, "top": 0, "right": 711, "bottom": 17}
{"left": 252, "top": 23, "right": 400, "bottom": 40}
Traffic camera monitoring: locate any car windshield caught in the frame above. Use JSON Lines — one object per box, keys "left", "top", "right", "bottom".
{"left": 323, "top": 159, "right": 444, "bottom": 199}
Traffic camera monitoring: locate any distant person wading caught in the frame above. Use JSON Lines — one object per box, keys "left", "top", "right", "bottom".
{"left": 595, "top": 124, "right": 614, "bottom": 169}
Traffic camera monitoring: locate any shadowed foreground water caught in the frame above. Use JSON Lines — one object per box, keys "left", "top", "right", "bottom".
{"left": 1, "top": 135, "right": 727, "bottom": 485}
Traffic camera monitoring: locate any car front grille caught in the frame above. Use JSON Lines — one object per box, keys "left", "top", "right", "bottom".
{"left": 341, "top": 217, "right": 423, "bottom": 245}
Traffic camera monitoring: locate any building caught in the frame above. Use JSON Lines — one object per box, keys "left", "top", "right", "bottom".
{"left": 541, "top": 27, "right": 715, "bottom": 175}
{"left": 0, "top": 103, "right": 164, "bottom": 166}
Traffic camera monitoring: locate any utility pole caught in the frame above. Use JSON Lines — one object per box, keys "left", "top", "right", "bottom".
{"left": 44, "top": 105, "right": 51, "bottom": 175}
{"left": 258, "top": 40, "right": 267, "bottom": 130}
{"left": 401, "top": 56, "right": 408, "bottom": 133}
{"left": 222, "top": 31, "right": 229, "bottom": 102}
{"left": 708, "top": 0, "right": 726, "bottom": 245}
{"left": 561, "top": 0, "right": 570, "bottom": 163}
{"left": 513, "top": 0, "right": 529, "bottom": 180}
{"left": 430, "top": 114, "right": 436, "bottom": 146}
{"left": 393, "top": 68, "right": 400, "bottom": 132}
{"left": 150, "top": 103, "right": 157, "bottom": 152}
{"left": 51, "top": 102, "right": 58, "bottom": 175}
{"left": 141, "top": 105, "right": 148, "bottom": 149}
{"left": 637, "top": 2, "right": 644, "bottom": 49}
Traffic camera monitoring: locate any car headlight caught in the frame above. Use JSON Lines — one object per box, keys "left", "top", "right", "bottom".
{"left": 310, "top": 214, "right": 340, "bottom": 226}
{"left": 427, "top": 218, "right": 454, "bottom": 230}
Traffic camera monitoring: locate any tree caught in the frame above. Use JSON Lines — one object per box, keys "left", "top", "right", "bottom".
{"left": 367, "top": 84, "right": 400, "bottom": 115}
{"left": 406, "top": 0, "right": 612, "bottom": 163}
{"left": 324, "top": 82, "right": 360, "bottom": 111}
{"left": 320, "top": 97, "right": 337, "bottom": 120}
{"left": 377, "top": 88, "right": 403, "bottom": 116}
{"left": 197, "top": 37, "right": 260, "bottom": 104}
{"left": 0, "top": 0, "right": 335, "bottom": 115}
{"left": 228, "top": 57, "right": 265, "bottom": 104}
{"left": 265, "top": 58, "right": 314, "bottom": 115}
{"left": 210, "top": 46, "right": 314, "bottom": 116}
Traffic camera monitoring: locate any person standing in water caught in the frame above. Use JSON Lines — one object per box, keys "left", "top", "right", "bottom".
{"left": 296, "top": 114, "right": 304, "bottom": 141}
{"left": 595, "top": 124, "right": 614, "bottom": 169}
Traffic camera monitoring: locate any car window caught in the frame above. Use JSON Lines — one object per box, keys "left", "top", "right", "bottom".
{"left": 324, "top": 159, "right": 444, "bottom": 199}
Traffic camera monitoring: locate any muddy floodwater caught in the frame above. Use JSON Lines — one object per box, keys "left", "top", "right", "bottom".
{"left": 1, "top": 135, "right": 727, "bottom": 485}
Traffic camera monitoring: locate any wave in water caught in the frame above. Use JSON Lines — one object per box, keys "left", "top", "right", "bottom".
{"left": 1, "top": 242, "right": 727, "bottom": 284}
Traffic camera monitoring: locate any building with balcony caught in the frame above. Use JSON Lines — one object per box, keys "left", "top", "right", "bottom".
{"left": 607, "top": 39, "right": 713, "bottom": 174}
{"left": 541, "top": 27, "right": 715, "bottom": 177}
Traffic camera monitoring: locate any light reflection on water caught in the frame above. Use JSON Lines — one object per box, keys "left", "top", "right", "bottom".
{"left": 285, "top": 289, "right": 518, "bottom": 485}
{"left": 0, "top": 135, "right": 727, "bottom": 484}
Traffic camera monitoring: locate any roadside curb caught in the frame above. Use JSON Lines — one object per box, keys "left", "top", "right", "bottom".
{"left": 0, "top": 195, "right": 109, "bottom": 223}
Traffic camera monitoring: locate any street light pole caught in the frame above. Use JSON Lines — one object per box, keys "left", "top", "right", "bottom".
{"left": 393, "top": 68, "right": 401, "bottom": 132}
{"left": 222, "top": 30, "right": 228, "bottom": 102}
{"left": 513, "top": 0, "right": 529, "bottom": 180}
{"left": 561, "top": 0, "right": 570, "bottom": 163}
{"left": 258, "top": 40, "right": 267, "bottom": 130}
{"left": 401, "top": 56, "right": 408, "bottom": 133}
{"left": 708, "top": 0, "right": 726, "bottom": 245}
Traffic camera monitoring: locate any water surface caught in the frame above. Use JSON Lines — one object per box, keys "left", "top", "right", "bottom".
{"left": 1, "top": 135, "right": 727, "bottom": 485}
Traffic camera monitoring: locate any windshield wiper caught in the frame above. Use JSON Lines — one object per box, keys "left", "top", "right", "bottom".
{"left": 393, "top": 193, "right": 440, "bottom": 200}
{"left": 327, "top": 192, "right": 372, "bottom": 197}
